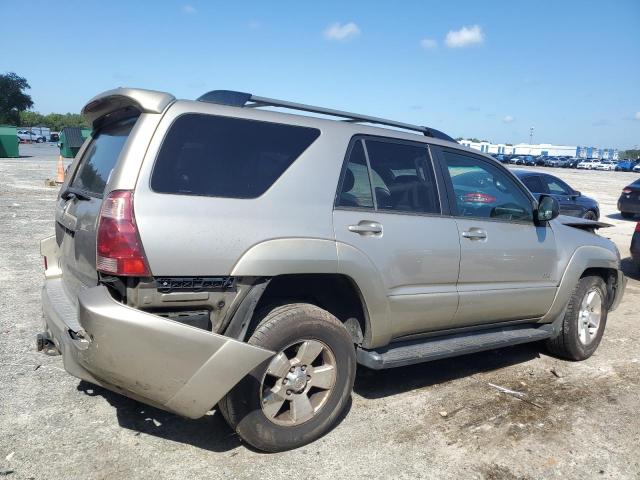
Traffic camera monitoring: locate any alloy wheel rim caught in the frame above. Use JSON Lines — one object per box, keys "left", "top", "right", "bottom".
{"left": 578, "top": 288, "right": 602, "bottom": 345}
{"left": 260, "top": 339, "right": 337, "bottom": 426}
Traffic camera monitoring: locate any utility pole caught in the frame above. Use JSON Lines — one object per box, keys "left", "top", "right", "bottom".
{"left": 529, "top": 126, "right": 534, "bottom": 145}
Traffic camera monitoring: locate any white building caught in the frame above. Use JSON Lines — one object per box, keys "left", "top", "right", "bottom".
{"left": 459, "top": 140, "right": 618, "bottom": 160}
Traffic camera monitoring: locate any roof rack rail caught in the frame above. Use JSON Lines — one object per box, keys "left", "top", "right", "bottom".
{"left": 196, "top": 90, "right": 455, "bottom": 142}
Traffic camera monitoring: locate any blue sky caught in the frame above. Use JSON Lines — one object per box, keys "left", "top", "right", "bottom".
{"left": 2, "top": 0, "right": 639, "bottom": 148}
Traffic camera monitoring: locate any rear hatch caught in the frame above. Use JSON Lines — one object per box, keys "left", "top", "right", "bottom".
{"left": 55, "top": 115, "right": 138, "bottom": 300}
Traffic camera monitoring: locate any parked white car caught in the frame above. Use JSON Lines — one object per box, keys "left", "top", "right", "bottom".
{"left": 595, "top": 160, "right": 615, "bottom": 171}
{"left": 17, "top": 130, "right": 45, "bottom": 142}
{"left": 633, "top": 163, "right": 640, "bottom": 172}
{"left": 577, "top": 159, "right": 600, "bottom": 170}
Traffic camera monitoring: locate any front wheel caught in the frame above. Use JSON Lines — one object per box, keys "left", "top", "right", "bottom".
{"left": 582, "top": 210, "right": 598, "bottom": 221}
{"left": 219, "top": 303, "right": 356, "bottom": 452}
{"left": 545, "top": 276, "right": 608, "bottom": 361}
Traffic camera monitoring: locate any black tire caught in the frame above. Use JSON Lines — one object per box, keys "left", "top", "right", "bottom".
{"left": 582, "top": 210, "right": 598, "bottom": 221}
{"left": 621, "top": 211, "right": 634, "bottom": 219}
{"left": 219, "top": 303, "right": 356, "bottom": 452}
{"left": 545, "top": 276, "right": 608, "bottom": 361}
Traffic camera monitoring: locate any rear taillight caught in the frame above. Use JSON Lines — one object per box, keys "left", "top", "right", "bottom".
{"left": 635, "top": 222, "right": 640, "bottom": 233}
{"left": 96, "top": 190, "right": 151, "bottom": 276}
{"left": 622, "top": 187, "right": 632, "bottom": 194}
{"left": 463, "top": 192, "right": 497, "bottom": 204}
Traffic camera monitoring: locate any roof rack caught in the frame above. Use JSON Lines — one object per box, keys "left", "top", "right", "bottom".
{"left": 196, "top": 90, "right": 455, "bottom": 142}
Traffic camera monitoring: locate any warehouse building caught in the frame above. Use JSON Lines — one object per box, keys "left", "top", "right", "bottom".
{"left": 459, "top": 140, "right": 618, "bottom": 160}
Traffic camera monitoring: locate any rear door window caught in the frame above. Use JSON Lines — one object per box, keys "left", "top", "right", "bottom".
{"left": 70, "top": 117, "right": 136, "bottom": 197}
{"left": 520, "top": 175, "right": 546, "bottom": 194}
{"left": 337, "top": 140, "right": 374, "bottom": 209}
{"left": 364, "top": 139, "right": 440, "bottom": 214}
{"left": 151, "top": 114, "right": 320, "bottom": 199}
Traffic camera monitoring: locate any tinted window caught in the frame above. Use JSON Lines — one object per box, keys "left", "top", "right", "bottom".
{"left": 337, "top": 140, "right": 374, "bottom": 208}
{"left": 544, "top": 176, "right": 572, "bottom": 195}
{"left": 443, "top": 151, "right": 533, "bottom": 222}
{"left": 152, "top": 114, "right": 320, "bottom": 198}
{"left": 520, "top": 175, "right": 546, "bottom": 194}
{"left": 70, "top": 117, "right": 135, "bottom": 197}
{"left": 365, "top": 140, "right": 440, "bottom": 214}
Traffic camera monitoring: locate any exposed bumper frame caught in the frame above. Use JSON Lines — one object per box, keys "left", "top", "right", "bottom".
{"left": 40, "top": 237, "right": 273, "bottom": 419}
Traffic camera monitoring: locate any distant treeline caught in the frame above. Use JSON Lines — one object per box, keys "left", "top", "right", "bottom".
{"left": 620, "top": 149, "right": 640, "bottom": 160}
{"left": 18, "top": 110, "right": 89, "bottom": 131}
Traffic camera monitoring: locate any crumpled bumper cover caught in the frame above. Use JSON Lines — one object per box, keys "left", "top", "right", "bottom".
{"left": 41, "top": 278, "right": 273, "bottom": 419}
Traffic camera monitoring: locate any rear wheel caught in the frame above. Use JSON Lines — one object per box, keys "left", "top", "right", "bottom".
{"left": 545, "top": 276, "right": 608, "bottom": 361}
{"left": 219, "top": 303, "right": 356, "bottom": 452}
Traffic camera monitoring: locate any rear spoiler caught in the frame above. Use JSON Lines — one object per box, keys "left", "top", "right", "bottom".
{"left": 81, "top": 88, "right": 176, "bottom": 128}
{"left": 557, "top": 215, "right": 612, "bottom": 230}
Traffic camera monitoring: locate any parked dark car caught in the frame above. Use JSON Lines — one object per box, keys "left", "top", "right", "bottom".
{"left": 535, "top": 156, "right": 547, "bottom": 166}
{"left": 615, "top": 159, "right": 639, "bottom": 172}
{"left": 514, "top": 170, "right": 600, "bottom": 219}
{"left": 618, "top": 178, "right": 640, "bottom": 219}
{"left": 49, "top": 132, "right": 60, "bottom": 142}
{"left": 564, "top": 158, "right": 582, "bottom": 169}
{"left": 631, "top": 222, "right": 640, "bottom": 268}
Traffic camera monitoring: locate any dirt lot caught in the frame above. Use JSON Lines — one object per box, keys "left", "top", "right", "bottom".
{"left": 1, "top": 144, "right": 639, "bottom": 479}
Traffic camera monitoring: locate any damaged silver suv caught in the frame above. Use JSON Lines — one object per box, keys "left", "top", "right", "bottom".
{"left": 39, "top": 88, "right": 626, "bottom": 452}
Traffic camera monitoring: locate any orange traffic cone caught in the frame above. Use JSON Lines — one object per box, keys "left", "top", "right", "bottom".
{"left": 56, "top": 155, "right": 65, "bottom": 183}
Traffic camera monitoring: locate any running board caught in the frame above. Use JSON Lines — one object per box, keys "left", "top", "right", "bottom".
{"left": 357, "top": 324, "right": 556, "bottom": 370}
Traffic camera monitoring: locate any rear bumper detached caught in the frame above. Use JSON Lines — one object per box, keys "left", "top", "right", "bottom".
{"left": 40, "top": 277, "right": 273, "bottom": 419}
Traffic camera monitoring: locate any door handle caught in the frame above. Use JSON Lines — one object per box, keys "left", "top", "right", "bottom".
{"left": 462, "top": 229, "right": 487, "bottom": 240}
{"left": 348, "top": 221, "right": 383, "bottom": 235}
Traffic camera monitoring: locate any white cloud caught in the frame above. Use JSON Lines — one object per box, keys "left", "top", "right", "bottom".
{"left": 420, "top": 38, "right": 437, "bottom": 49}
{"left": 324, "top": 22, "right": 361, "bottom": 41}
{"left": 502, "top": 115, "right": 515, "bottom": 123}
{"left": 445, "top": 25, "right": 484, "bottom": 48}
{"left": 635, "top": 111, "right": 640, "bottom": 121}
{"left": 182, "top": 5, "right": 196, "bottom": 14}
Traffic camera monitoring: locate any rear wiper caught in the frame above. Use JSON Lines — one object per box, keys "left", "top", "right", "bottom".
{"left": 60, "top": 187, "right": 92, "bottom": 201}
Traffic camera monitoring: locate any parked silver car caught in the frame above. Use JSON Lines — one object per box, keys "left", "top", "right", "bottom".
{"left": 38, "top": 88, "right": 626, "bottom": 452}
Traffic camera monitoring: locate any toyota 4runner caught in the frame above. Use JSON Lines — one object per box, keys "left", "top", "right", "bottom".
{"left": 38, "top": 88, "right": 626, "bottom": 452}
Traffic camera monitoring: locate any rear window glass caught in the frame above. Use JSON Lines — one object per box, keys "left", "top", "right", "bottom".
{"left": 70, "top": 117, "right": 136, "bottom": 197}
{"left": 151, "top": 114, "right": 320, "bottom": 199}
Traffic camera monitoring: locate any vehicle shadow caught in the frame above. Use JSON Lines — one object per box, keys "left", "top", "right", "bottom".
{"left": 606, "top": 213, "right": 638, "bottom": 222}
{"left": 76, "top": 380, "right": 353, "bottom": 453}
{"left": 354, "top": 343, "right": 541, "bottom": 400}
{"left": 621, "top": 257, "right": 640, "bottom": 281}
{"left": 76, "top": 381, "right": 241, "bottom": 452}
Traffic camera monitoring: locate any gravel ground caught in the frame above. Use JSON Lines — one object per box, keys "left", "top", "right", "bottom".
{"left": 1, "top": 144, "right": 639, "bottom": 480}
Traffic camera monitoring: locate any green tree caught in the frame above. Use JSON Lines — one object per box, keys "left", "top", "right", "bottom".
{"left": 0, "top": 72, "right": 33, "bottom": 125}
{"left": 19, "top": 110, "right": 45, "bottom": 127}
{"left": 619, "top": 149, "right": 640, "bottom": 160}
{"left": 18, "top": 111, "right": 89, "bottom": 131}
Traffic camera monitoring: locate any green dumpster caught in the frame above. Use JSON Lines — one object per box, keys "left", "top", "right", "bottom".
{"left": 0, "top": 125, "right": 19, "bottom": 158}
{"left": 59, "top": 127, "right": 92, "bottom": 158}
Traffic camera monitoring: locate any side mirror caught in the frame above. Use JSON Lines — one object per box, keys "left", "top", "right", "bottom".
{"left": 536, "top": 195, "right": 559, "bottom": 224}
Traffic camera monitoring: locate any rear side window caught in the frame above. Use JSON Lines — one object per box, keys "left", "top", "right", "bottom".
{"left": 520, "top": 175, "right": 546, "bottom": 194}
{"left": 337, "top": 140, "right": 374, "bottom": 208}
{"left": 151, "top": 114, "right": 320, "bottom": 199}
{"left": 365, "top": 140, "right": 440, "bottom": 214}
{"left": 70, "top": 117, "right": 136, "bottom": 197}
